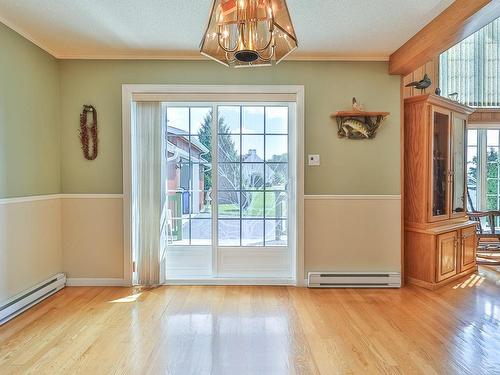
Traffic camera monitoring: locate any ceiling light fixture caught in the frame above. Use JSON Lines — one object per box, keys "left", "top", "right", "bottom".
{"left": 200, "top": 0, "right": 298, "bottom": 67}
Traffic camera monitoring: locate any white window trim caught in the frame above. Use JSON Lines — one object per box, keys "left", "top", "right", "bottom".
{"left": 122, "top": 84, "right": 305, "bottom": 286}
{"left": 467, "top": 124, "right": 500, "bottom": 210}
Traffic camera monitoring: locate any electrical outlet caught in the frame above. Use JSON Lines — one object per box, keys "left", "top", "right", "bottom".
{"left": 308, "top": 154, "right": 320, "bottom": 166}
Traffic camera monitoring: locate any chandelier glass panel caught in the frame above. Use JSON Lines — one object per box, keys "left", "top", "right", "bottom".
{"left": 200, "top": 0, "right": 298, "bottom": 67}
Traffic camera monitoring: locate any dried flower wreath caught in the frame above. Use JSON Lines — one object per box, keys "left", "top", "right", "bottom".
{"left": 79, "top": 105, "right": 98, "bottom": 160}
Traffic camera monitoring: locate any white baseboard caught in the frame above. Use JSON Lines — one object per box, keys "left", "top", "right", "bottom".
{"left": 66, "top": 278, "right": 130, "bottom": 287}
{"left": 163, "top": 277, "right": 297, "bottom": 286}
{"left": 68, "top": 277, "right": 295, "bottom": 287}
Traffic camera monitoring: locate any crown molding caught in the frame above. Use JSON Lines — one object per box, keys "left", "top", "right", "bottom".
{"left": 1, "top": 18, "right": 389, "bottom": 62}
{"left": 55, "top": 53, "right": 389, "bottom": 62}
{"left": 0, "top": 16, "right": 59, "bottom": 58}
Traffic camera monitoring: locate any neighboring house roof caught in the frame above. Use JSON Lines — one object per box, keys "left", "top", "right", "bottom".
{"left": 167, "top": 126, "right": 209, "bottom": 163}
{"left": 168, "top": 126, "right": 210, "bottom": 155}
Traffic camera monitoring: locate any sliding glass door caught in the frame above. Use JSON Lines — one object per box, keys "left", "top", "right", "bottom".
{"left": 163, "top": 102, "right": 294, "bottom": 280}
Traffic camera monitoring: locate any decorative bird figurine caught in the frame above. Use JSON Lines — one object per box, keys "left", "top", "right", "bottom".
{"left": 405, "top": 74, "right": 432, "bottom": 93}
{"left": 352, "top": 97, "right": 364, "bottom": 112}
{"left": 448, "top": 92, "right": 459, "bottom": 101}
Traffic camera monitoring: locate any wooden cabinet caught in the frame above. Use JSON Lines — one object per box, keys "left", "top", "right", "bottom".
{"left": 435, "top": 226, "right": 477, "bottom": 282}
{"left": 404, "top": 94, "right": 477, "bottom": 290}
{"left": 436, "top": 231, "right": 459, "bottom": 282}
{"left": 460, "top": 226, "right": 477, "bottom": 272}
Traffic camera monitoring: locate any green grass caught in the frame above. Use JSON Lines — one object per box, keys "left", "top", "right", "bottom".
{"left": 217, "top": 192, "right": 286, "bottom": 217}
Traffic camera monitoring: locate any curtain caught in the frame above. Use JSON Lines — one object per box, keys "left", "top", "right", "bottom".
{"left": 440, "top": 18, "right": 499, "bottom": 107}
{"left": 131, "top": 102, "right": 163, "bottom": 286}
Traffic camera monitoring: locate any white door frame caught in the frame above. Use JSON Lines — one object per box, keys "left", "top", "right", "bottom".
{"left": 122, "top": 84, "right": 305, "bottom": 286}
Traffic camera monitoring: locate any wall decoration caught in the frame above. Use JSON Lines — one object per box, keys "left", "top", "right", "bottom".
{"left": 448, "top": 92, "right": 459, "bottom": 101}
{"left": 331, "top": 108, "right": 390, "bottom": 140}
{"left": 405, "top": 73, "right": 432, "bottom": 94}
{"left": 79, "top": 105, "right": 98, "bottom": 160}
{"left": 351, "top": 97, "right": 364, "bottom": 111}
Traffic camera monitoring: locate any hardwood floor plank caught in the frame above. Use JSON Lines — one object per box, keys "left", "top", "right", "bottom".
{"left": 0, "top": 277, "right": 499, "bottom": 375}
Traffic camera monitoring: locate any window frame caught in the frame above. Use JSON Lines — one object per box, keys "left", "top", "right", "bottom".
{"left": 467, "top": 124, "right": 500, "bottom": 211}
{"left": 122, "top": 84, "right": 305, "bottom": 286}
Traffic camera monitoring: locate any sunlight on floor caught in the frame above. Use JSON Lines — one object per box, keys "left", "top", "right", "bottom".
{"left": 452, "top": 274, "right": 485, "bottom": 289}
{"left": 109, "top": 292, "right": 143, "bottom": 303}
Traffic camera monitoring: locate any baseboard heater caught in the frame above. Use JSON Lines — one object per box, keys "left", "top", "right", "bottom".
{"left": 0, "top": 273, "right": 66, "bottom": 325}
{"left": 308, "top": 272, "right": 401, "bottom": 288}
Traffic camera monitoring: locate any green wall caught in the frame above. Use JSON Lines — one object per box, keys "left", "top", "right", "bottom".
{"left": 0, "top": 23, "right": 60, "bottom": 198}
{"left": 59, "top": 60, "right": 400, "bottom": 195}
{"left": 0, "top": 19, "right": 400, "bottom": 197}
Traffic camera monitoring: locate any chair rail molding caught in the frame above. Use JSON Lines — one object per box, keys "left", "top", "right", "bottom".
{"left": 0, "top": 193, "right": 124, "bottom": 205}
{"left": 304, "top": 195, "right": 401, "bottom": 200}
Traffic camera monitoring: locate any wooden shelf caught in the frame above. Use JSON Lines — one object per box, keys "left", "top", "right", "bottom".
{"left": 331, "top": 111, "right": 390, "bottom": 118}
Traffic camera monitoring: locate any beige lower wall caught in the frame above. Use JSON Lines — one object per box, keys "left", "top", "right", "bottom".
{"left": 0, "top": 197, "right": 62, "bottom": 302}
{"left": 61, "top": 196, "right": 123, "bottom": 279}
{"left": 0, "top": 195, "right": 124, "bottom": 301}
{"left": 305, "top": 196, "right": 401, "bottom": 273}
{"left": 0, "top": 194, "right": 400, "bottom": 289}
{"left": 59, "top": 195, "right": 401, "bottom": 280}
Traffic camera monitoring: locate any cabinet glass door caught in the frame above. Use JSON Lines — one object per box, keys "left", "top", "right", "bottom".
{"left": 431, "top": 110, "right": 450, "bottom": 219}
{"left": 451, "top": 114, "right": 466, "bottom": 215}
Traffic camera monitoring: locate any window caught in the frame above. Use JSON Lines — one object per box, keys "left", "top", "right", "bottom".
{"left": 467, "top": 129, "right": 478, "bottom": 209}
{"left": 165, "top": 103, "right": 290, "bottom": 248}
{"left": 439, "top": 17, "right": 500, "bottom": 107}
{"left": 467, "top": 128, "right": 500, "bottom": 222}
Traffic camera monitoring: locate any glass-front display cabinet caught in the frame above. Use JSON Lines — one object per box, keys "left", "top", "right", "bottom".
{"left": 404, "top": 94, "right": 476, "bottom": 290}
{"left": 431, "top": 109, "right": 450, "bottom": 220}
{"left": 429, "top": 107, "right": 468, "bottom": 222}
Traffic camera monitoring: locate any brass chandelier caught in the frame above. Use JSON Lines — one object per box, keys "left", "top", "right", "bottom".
{"left": 200, "top": 0, "right": 298, "bottom": 67}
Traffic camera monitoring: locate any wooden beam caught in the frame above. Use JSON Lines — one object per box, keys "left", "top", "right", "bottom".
{"left": 389, "top": 0, "right": 500, "bottom": 75}
{"left": 469, "top": 109, "right": 500, "bottom": 124}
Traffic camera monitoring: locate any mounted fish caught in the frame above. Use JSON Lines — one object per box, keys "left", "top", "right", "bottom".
{"left": 331, "top": 105, "right": 390, "bottom": 140}
{"left": 342, "top": 118, "right": 371, "bottom": 139}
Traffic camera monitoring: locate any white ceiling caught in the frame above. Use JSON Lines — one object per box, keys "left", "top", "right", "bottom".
{"left": 0, "top": 0, "right": 454, "bottom": 60}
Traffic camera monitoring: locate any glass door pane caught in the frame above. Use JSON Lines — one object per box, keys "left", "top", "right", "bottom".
{"left": 164, "top": 105, "right": 214, "bottom": 278}
{"left": 432, "top": 110, "right": 450, "bottom": 218}
{"left": 451, "top": 115, "right": 466, "bottom": 214}
{"left": 166, "top": 106, "right": 213, "bottom": 245}
{"left": 162, "top": 101, "right": 294, "bottom": 281}
{"left": 217, "top": 105, "right": 289, "bottom": 248}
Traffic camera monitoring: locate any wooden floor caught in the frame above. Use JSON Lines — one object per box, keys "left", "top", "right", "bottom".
{"left": 1, "top": 274, "right": 499, "bottom": 375}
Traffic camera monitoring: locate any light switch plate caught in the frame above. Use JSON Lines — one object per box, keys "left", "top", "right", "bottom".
{"left": 308, "top": 154, "right": 320, "bottom": 166}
